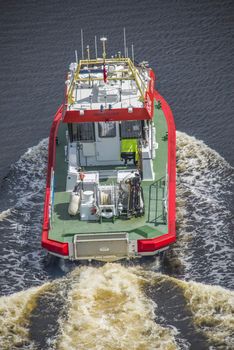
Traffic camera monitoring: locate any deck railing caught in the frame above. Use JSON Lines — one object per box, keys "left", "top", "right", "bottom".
{"left": 48, "top": 169, "right": 55, "bottom": 228}
{"left": 148, "top": 176, "right": 168, "bottom": 225}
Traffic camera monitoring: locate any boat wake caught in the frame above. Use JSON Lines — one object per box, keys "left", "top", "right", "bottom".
{"left": 174, "top": 132, "right": 234, "bottom": 288}
{"left": 55, "top": 264, "right": 179, "bottom": 350}
{"left": 0, "top": 139, "right": 49, "bottom": 295}
{"left": 149, "top": 271, "right": 234, "bottom": 350}
{"left": 0, "top": 208, "right": 13, "bottom": 221}
{"left": 0, "top": 283, "right": 51, "bottom": 350}
{"left": 0, "top": 264, "right": 233, "bottom": 350}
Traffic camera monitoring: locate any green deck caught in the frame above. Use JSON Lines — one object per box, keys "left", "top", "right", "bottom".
{"left": 49, "top": 103, "right": 168, "bottom": 243}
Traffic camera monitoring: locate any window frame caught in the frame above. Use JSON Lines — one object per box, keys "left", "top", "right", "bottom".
{"left": 98, "top": 121, "right": 117, "bottom": 139}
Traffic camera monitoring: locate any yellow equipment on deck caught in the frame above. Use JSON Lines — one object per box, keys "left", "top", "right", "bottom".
{"left": 121, "top": 139, "right": 139, "bottom": 164}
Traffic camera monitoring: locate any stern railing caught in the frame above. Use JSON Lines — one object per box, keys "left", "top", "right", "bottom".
{"left": 148, "top": 176, "right": 168, "bottom": 225}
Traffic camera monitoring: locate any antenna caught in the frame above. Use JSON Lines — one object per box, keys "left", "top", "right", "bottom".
{"left": 86, "top": 45, "right": 90, "bottom": 60}
{"left": 75, "top": 50, "right": 78, "bottom": 63}
{"left": 81, "top": 29, "right": 84, "bottom": 60}
{"left": 100, "top": 37, "right": 107, "bottom": 83}
{"left": 126, "top": 47, "right": 128, "bottom": 58}
{"left": 100, "top": 37, "right": 107, "bottom": 60}
{"left": 94, "top": 35, "right": 98, "bottom": 59}
{"left": 123, "top": 27, "right": 127, "bottom": 57}
{"left": 131, "top": 44, "right": 134, "bottom": 64}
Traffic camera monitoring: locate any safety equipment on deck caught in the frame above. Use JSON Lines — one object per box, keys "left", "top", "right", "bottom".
{"left": 121, "top": 139, "right": 139, "bottom": 165}
{"left": 68, "top": 192, "right": 81, "bottom": 216}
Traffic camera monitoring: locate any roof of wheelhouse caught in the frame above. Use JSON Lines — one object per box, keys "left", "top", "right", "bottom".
{"left": 63, "top": 32, "right": 155, "bottom": 123}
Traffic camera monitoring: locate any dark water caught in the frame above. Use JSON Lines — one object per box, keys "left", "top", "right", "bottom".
{"left": 0, "top": 1, "right": 233, "bottom": 349}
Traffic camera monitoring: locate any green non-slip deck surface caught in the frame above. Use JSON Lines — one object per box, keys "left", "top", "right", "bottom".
{"left": 49, "top": 103, "right": 168, "bottom": 243}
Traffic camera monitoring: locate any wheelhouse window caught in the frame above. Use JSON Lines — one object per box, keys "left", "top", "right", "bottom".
{"left": 120, "top": 121, "right": 142, "bottom": 139}
{"left": 68, "top": 123, "right": 95, "bottom": 142}
{"left": 98, "top": 122, "right": 116, "bottom": 138}
{"left": 77, "top": 123, "right": 95, "bottom": 141}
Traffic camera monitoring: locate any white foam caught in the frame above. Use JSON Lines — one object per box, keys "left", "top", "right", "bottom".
{"left": 174, "top": 131, "right": 234, "bottom": 287}
{"left": 0, "top": 138, "right": 49, "bottom": 295}
{"left": 0, "top": 208, "right": 13, "bottom": 221}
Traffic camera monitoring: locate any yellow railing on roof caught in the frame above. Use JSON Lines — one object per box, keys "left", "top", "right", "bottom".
{"left": 66, "top": 57, "right": 148, "bottom": 106}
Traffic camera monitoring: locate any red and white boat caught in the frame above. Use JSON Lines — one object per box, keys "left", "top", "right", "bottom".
{"left": 42, "top": 34, "right": 176, "bottom": 261}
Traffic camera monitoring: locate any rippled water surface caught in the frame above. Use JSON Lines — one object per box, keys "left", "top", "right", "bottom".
{"left": 0, "top": 0, "right": 233, "bottom": 349}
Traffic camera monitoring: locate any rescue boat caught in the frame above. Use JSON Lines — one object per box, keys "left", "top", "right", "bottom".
{"left": 41, "top": 34, "right": 176, "bottom": 261}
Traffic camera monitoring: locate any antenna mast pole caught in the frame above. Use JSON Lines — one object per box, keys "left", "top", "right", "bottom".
{"left": 86, "top": 45, "right": 90, "bottom": 60}
{"left": 94, "top": 35, "right": 98, "bottom": 59}
{"left": 100, "top": 37, "right": 107, "bottom": 83}
{"left": 123, "top": 27, "right": 127, "bottom": 57}
{"left": 100, "top": 37, "right": 107, "bottom": 61}
{"left": 131, "top": 44, "right": 134, "bottom": 64}
{"left": 81, "top": 29, "right": 84, "bottom": 60}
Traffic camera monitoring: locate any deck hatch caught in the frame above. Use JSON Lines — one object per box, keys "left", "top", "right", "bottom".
{"left": 74, "top": 232, "right": 129, "bottom": 260}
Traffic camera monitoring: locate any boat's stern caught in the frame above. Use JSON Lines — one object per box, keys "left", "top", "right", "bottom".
{"left": 43, "top": 231, "right": 172, "bottom": 262}
{"left": 70, "top": 232, "right": 134, "bottom": 261}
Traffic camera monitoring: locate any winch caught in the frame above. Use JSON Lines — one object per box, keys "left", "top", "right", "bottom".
{"left": 67, "top": 170, "right": 144, "bottom": 222}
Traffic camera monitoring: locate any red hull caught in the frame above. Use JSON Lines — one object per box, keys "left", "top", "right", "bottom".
{"left": 41, "top": 105, "right": 69, "bottom": 256}
{"left": 137, "top": 91, "right": 176, "bottom": 253}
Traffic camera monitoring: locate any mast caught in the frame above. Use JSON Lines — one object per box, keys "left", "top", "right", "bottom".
{"left": 123, "top": 27, "right": 127, "bottom": 57}
{"left": 100, "top": 37, "right": 107, "bottom": 83}
{"left": 100, "top": 37, "right": 107, "bottom": 60}
{"left": 94, "top": 35, "right": 98, "bottom": 59}
{"left": 131, "top": 44, "right": 134, "bottom": 64}
{"left": 86, "top": 45, "right": 90, "bottom": 61}
{"left": 81, "top": 29, "right": 84, "bottom": 60}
